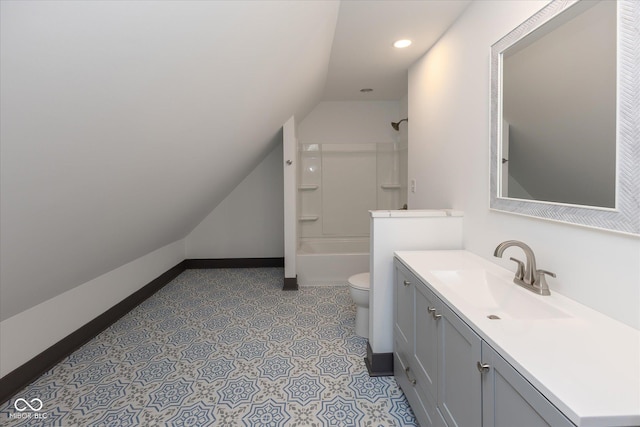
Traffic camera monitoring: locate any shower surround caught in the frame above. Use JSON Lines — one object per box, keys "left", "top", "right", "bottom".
{"left": 296, "top": 142, "right": 406, "bottom": 286}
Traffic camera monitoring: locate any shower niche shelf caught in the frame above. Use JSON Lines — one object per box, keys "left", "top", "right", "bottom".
{"left": 298, "top": 216, "right": 319, "bottom": 222}
{"left": 298, "top": 185, "right": 319, "bottom": 191}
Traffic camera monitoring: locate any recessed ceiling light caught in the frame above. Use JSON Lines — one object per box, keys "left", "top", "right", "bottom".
{"left": 393, "top": 39, "right": 412, "bottom": 48}
{"left": 360, "top": 88, "right": 374, "bottom": 93}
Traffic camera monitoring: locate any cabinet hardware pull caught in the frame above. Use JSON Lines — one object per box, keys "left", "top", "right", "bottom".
{"left": 405, "top": 366, "right": 417, "bottom": 385}
{"left": 403, "top": 280, "right": 411, "bottom": 287}
{"left": 477, "top": 361, "right": 490, "bottom": 373}
{"left": 428, "top": 307, "right": 441, "bottom": 320}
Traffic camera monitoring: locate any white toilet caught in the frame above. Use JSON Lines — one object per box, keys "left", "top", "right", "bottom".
{"left": 348, "top": 272, "right": 370, "bottom": 338}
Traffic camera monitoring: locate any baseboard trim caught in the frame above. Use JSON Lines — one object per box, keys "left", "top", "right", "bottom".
{"left": 0, "top": 261, "right": 187, "bottom": 405}
{"left": 0, "top": 257, "right": 286, "bottom": 405}
{"left": 365, "top": 341, "right": 394, "bottom": 377}
{"left": 184, "top": 257, "right": 284, "bottom": 269}
{"left": 283, "top": 276, "right": 298, "bottom": 291}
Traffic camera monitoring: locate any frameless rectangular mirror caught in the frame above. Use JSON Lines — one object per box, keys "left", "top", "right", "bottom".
{"left": 490, "top": 0, "right": 639, "bottom": 235}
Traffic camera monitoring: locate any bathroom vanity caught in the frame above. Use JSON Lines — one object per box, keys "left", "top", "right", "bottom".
{"left": 394, "top": 250, "right": 640, "bottom": 427}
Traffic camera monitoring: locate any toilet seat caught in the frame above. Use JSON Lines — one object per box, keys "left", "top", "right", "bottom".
{"left": 348, "top": 272, "right": 370, "bottom": 290}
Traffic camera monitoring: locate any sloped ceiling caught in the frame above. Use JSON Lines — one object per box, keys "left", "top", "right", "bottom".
{"left": 0, "top": 0, "right": 471, "bottom": 321}
{"left": 0, "top": 0, "right": 339, "bottom": 320}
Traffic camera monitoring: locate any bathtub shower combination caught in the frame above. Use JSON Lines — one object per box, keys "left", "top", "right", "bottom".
{"left": 297, "top": 237, "right": 370, "bottom": 287}
{"left": 296, "top": 142, "right": 407, "bottom": 287}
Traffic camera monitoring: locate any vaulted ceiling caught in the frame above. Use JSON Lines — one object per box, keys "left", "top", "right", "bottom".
{"left": 0, "top": 0, "right": 469, "bottom": 320}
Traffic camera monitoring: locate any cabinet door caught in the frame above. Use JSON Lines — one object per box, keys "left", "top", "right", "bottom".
{"left": 438, "top": 304, "right": 482, "bottom": 427}
{"left": 394, "top": 264, "right": 414, "bottom": 355}
{"left": 482, "top": 342, "right": 575, "bottom": 427}
{"left": 414, "top": 283, "right": 439, "bottom": 403}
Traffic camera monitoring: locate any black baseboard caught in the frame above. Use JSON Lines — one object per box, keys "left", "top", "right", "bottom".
{"left": 365, "top": 341, "right": 394, "bottom": 377}
{"left": 0, "top": 257, "right": 286, "bottom": 405}
{"left": 283, "top": 276, "right": 298, "bottom": 291}
{"left": 184, "top": 257, "right": 284, "bottom": 269}
{"left": 0, "top": 261, "right": 187, "bottom": 405}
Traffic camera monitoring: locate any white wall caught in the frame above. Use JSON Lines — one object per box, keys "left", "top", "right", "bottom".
{"left": 283, "top": 117, "right": 298, "bottom": 279}
{"left": 0, "top": 239, "right": 185, "bottom": 377}
{"left": 408, "top": 0, "right": 640, "bottom": 330}
{"left": 370, "top": 212, "right": 463, "bottom": 354}
{"left": 0, "top": 0, "right": 338, "bottom": 322}
{"left": 186, "top": 142, "right": 284, "bottom": 259}
{"left": 299, "top": 101, "right": 401, "bottom": 144}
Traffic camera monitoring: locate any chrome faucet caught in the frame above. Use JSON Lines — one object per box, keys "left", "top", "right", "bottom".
{"left": 493, "top": 240, "right": 556, "bottom": 296}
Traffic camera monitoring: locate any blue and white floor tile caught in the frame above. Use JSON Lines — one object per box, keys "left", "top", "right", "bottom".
{"left": 1, "top": 268, "right": 417, "bottom": 426}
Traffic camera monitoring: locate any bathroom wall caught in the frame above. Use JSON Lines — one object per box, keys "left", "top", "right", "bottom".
{"left": 408, "top": 0, "right": 640, "bottom": 329}
{"left": 186, "top": 141, "right": 284, "bottom": 259}
{"left": 0, "top": 0, "right": 338, "bottom": 323}
{"left": 299, "top": 101, "right": 400, "bottom": 145}
{"left": 298, "top": 101, "right": 405, "bottom": 240}
{"left": 1, "top": 239, "right": 185, "bottom": 377}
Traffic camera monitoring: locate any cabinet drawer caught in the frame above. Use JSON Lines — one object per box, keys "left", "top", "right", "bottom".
{"left": 395, "top": 352, "right": 431, "bottom": 427}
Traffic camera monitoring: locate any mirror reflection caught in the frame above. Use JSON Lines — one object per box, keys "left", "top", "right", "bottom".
{"left": 499, "top": 0, "right": 616, "bottom": 208}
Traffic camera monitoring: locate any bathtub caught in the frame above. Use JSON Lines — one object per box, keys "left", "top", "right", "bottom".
{"left": 296, "top": 238, "right": 370, "bottom": 286}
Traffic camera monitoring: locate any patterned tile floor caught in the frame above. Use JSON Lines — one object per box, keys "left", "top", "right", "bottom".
{"left": 1, "top": 268, "right": 417, "bottom": 426}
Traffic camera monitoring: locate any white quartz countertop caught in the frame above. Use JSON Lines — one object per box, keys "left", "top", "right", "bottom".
{"left": 394, "top": 250, "right": 640, "bottom": 427}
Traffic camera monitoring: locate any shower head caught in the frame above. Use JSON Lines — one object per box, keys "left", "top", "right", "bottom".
{"left": 391, "top": 118, "right": 408, "bottom": 131}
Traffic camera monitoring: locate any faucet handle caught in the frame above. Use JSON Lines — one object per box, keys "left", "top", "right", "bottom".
{"left": 534, "top": 269, "right": 556, "bottom": 295}
{"left": 537, "top": 269, "right": 556, "bottom": 278}
{"left": 508, "top": 257, "right": 525, "bottom": 281}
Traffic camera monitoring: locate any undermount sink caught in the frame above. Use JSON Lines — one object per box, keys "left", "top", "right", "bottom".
{"left": 430, "top": 269, "right": 570, "bottom": 320}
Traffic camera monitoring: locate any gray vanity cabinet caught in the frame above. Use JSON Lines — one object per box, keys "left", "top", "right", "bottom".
{"left": 481, "top": 342, "right": 574, "bottom": 427}
{"left": 395, "top": 262, "right": 429, "bottom": 425}
{"left": 414, "top": 280, "right": 483, "bottom": 427}
{"left": 394, "top": 257, "right": 576, "bottom": 427}
{"left": 395, "top": 260, "right": 482, "bottom": 427}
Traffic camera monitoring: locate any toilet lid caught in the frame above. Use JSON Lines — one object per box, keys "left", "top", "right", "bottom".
{"left": 348, "top": 272, "right": 370, "bottom": 290}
